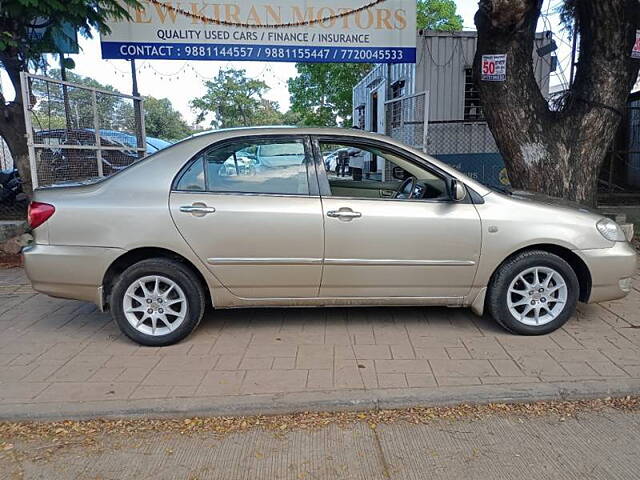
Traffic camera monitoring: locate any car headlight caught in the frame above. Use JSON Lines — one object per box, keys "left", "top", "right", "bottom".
{"left": 596, "top": 218, "right": 626, "bottom": 242}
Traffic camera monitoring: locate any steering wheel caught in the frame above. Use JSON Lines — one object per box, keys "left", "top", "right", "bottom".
{"left": 394, "top": 176, "right": 417, "bottom": 199}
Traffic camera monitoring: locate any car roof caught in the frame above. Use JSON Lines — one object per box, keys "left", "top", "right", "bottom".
{"left": 173, "top": 127, "right": 491, "bottom": 196}
{"left": 189, "top": 126, "right": 377, "bottom": 138}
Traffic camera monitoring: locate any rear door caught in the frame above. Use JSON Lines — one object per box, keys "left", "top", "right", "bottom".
{"left": 170, "top": 135, "right": 323, "bottom": 298}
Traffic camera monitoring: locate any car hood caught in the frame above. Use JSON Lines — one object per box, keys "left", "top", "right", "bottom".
{"left": 509, "top": 190, "right": 597, "bottom": 215}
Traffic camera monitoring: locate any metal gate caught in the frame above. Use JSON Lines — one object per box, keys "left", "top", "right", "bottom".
{"left": 384, "top": 91, "right": 429, "bottom": 152}
{"left": 20, "top": 72, "right": 146, "bottom": 189}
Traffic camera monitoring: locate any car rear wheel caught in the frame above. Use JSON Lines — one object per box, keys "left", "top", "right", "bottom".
{"left": 111, "top": 258, "right": 205, "bottom": 346}
{"left": 487, "top": 250, "right": 579, "bottom": 335}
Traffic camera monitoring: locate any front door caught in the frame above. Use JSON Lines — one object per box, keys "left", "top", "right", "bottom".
{"left": 315, "top": 138, "right": 482, "bottom": 299}
{"left": 170, "top": 136, "right": 323, "bottom": 298}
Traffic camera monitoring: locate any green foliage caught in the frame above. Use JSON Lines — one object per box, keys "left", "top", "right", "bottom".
{"left": 416, "top": 0, "right": 463, "bottom": 31}
{"left": 31, "top": 69, "right": 134, "bottom": 131}
{"left": 0, "top": 0, "right": 139, "bottom": 69}
{"left": 287, "top": 63, "right": 372, "bottom": 127}
{"left": 191, "top": 68, "right": 289, "bottom": 128}
{"left": 31, "top": 70, "right": 191, "bottom": 139}
{"left": 144, "top": 96, "right": 192, "bottom": 141}
{"left": 559, "top": 0, "right": 577, "bottom": 35}
{"left": 287, "top": 0, "right": 464, "bottom": 127}
{"left": 32, "top": 69, "right": 139, "bottom": 131}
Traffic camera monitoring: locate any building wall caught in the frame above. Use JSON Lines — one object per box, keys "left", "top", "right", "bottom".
{"left": 352, "top": 30, "right": 555, "bottom": 187}
{"left": 352, "top": 63, "right": 416, "bottom": 132}
{"left": 414, "top": 31, "right": 552, "bottom": 122}
{"left": 353, "top": 30, "right": 554, "bottom": 124}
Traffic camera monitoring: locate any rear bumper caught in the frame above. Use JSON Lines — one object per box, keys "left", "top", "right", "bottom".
{"left": 577, "top": 242, "right": 637, "bottom": 303}
{"left": 23, "top": 244, "right": 124, "bottom": 306}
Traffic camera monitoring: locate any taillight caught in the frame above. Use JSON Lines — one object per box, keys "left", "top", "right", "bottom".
{"left": 28, "top": 202, "right": 55, "bottom": 229}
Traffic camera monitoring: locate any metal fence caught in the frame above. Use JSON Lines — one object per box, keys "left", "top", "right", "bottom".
{"left": 383, "top": 92, "right": 508, "bottom": 188}
{"left": 426, "top": 120, "right": 507, "bottom": 187}
{"left": 20, "top": 72, "right": 146, "bottom": 189}
{"left": 0, "top": 137, "right": 12, "bottom": 171}
{"left": 384, "top": 92, "right": 429, "bottom": 152}
{"left": 426, "top": 121, "right": 499, "bottom": 156}
{"left": 599, "top": 97, "right": 640, "bottom": 201}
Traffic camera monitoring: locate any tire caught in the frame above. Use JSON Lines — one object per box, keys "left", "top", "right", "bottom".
{"left": 487, "top": 250, "right": 579, "bottom": 335}
{"left": 111, "top": 258, "right": 205, "bottom": 346}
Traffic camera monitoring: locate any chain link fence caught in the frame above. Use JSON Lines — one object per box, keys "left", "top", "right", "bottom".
{"left": 21, "top": 72, "right": 146, "bottom": 189}
{"left": 426, "top": 120, "right": 507, "bottom": 188}
{"left": 0, "top": 137, "right": 12, "bottom": 171}
{"left": 384, "top": 92, "right": 428, "bottom": 152}
{"left": 599, "top": 97, "right": 640, "bottom": 202}
{"left": 384, "top": 92, "right": 508, "bottom": 188}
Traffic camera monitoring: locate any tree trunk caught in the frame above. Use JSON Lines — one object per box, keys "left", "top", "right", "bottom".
{"left": 474, "top": 0, "right": 640, "bottom": 206}
{"left": 0, "top": 50, "right": 33, "bottom": 197}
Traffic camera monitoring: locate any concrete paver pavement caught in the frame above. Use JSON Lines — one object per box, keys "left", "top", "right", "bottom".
{"left": 1, "top": 267, "right": 640, "bottom": 419}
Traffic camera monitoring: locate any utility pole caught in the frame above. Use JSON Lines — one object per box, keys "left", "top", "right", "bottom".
{"left": 569, "top": 18, "right": 578, "bottom": 88}
{"left": 130, "top": 59, "right": 144, "bottom": 158}
{"left": 59, "top": 53, "right": 73, "bottom": 130}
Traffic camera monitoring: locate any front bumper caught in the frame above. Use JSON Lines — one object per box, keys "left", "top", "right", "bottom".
{"left": 577, "top": 241, "right": 637, "bottom": 303}
{"left": 23, "top": 244, "right": 124, "bottom": 306}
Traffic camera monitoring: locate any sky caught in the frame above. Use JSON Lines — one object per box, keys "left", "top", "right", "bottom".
{"left": 0, "top": 1, "right": 570, "bottom": 126}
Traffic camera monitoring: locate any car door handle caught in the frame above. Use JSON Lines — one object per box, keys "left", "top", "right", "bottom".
{"left": 180, "top": 204, "right": 216, "bottom": 215}
{"left": 327, "top": 209, "right": 362, "bottom": 219}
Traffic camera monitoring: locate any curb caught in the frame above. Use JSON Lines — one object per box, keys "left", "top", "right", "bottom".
{"left": 1, "top": 378, "right": 639, "bottom": 422}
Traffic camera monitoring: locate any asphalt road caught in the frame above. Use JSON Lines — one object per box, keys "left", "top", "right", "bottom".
{"left": 2, "top": 406, "right": 639, "bottom": 479}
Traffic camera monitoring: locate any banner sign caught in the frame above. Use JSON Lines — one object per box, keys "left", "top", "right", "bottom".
{"left": 481, "top": 54, "right": 507, "bottom": 82}
{"left": 101, "top": 0, "right": 416, "bottom": 63}
{"left": 633, "top": 30, "right": 640, "bottom": 59}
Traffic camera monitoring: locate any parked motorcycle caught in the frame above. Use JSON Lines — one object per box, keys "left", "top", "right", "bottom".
{"left": 0, "top": 169, "right": 28, "bottom": 208}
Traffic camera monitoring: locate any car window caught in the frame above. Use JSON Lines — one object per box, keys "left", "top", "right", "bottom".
{"left": 176, "top": 157, "right": 205, "bottom": 191}
{"left": 319, "top": 141, "right": 447, "bottom": 200}
{"left": 204, "top": 138, "right": 309, "bottom": 195}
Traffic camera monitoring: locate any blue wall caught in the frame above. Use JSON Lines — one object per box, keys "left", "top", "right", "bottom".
{"left": 433, "top": 153, "right": 510, "bottom": 188}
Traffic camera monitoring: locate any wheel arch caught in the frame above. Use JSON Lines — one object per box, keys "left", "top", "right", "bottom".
{"left": 489, "top": 243, "right": 592, "bottom": 303}
{"left": 102, "top": 247, "right": 212, "bottom": 311}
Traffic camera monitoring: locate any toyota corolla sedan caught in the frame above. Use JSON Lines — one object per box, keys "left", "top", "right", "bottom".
{"left": 23, "top": 128, "right": 636, "bottom": 346}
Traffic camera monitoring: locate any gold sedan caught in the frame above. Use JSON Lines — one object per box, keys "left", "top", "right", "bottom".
{"left": 23, "top": 128, "right": 636, "bottom": 346}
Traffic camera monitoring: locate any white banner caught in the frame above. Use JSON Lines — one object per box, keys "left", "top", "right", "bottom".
{"left": 481, "top": 54, "right": 507, "bottom": 82}
{"left": 101, "top": 0, "right": 417, "bottom": 63}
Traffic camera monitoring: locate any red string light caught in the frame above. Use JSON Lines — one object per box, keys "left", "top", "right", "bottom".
{"left": 145, "top": 0, "right": 388, "bottom": 29}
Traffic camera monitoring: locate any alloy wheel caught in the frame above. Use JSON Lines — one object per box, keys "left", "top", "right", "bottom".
{"left": 506, "top": 266, "right": 568, "bottom": 326}
{"left": 122, "top": 275, "right": 188, "bottom": 336}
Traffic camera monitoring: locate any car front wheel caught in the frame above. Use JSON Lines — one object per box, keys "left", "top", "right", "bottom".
{"left": 111, "top": 258, "right": 205, "bottom": 346}
{"left": 487, "top": 250, "right": 579, "bottom": 335}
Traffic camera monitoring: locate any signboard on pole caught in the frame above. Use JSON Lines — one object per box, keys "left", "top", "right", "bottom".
{"left": 632, "top": 30, "right": 640, "bottom": 59}
{"left": 28, "top": 20, "right": 79, "bottom": 54}
{"left": 481, "top": 54, "right": 507, "bottom": 82}
{"left": 101, "top": 0, "right": 416, "bottom": 63}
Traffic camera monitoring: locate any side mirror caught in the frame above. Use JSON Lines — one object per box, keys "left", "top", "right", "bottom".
{"left": 451, "top": 180, "right": 467, "bottom": 202}
{"left": 392, "top": 166, "right": 407, "bottom": 180}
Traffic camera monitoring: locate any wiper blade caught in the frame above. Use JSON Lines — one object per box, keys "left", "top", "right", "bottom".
{"left": 491, "top": 185, "right": 513, "bottom": 195}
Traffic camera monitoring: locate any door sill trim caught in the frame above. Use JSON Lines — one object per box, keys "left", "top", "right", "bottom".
{"left": 324, "top": 259, "right": 475, "bottom": 266}
{"left": 214, "top": 294, "right": 465, "bottom": 308}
